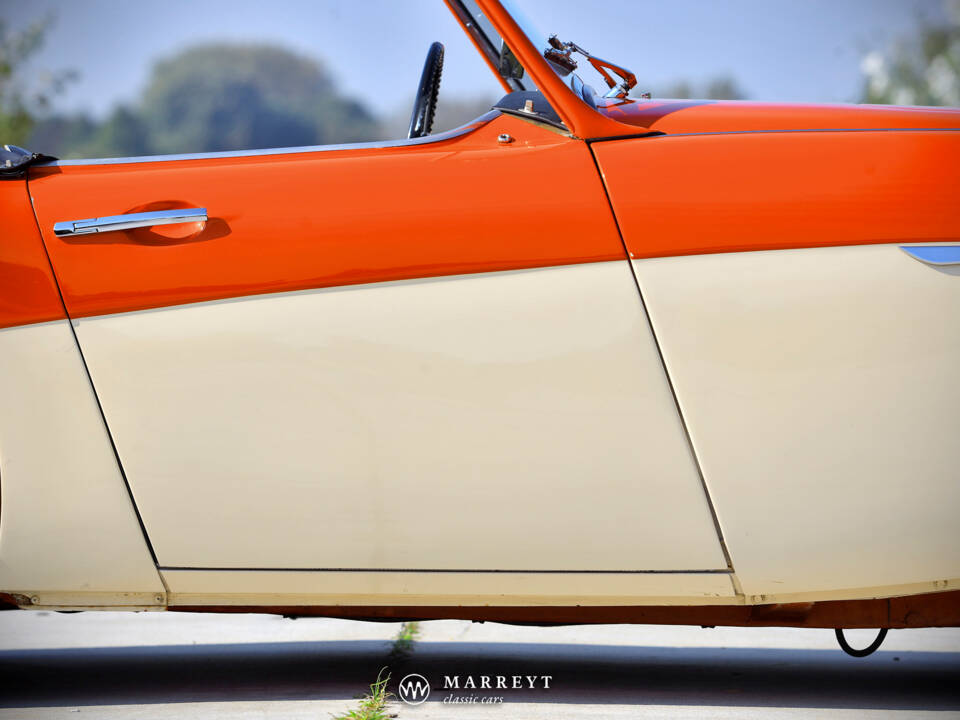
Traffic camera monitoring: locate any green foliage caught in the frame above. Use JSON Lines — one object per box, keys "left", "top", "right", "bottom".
{"left": 861, "top": 0, "right": 960, "bottom": 106}
{"left": 389, "top": 620, "right": 421, "bottom": 659}
{"left": 18, "top": 30, "right": 754, "bottom": 159}
{"left": 25, "top": 113, "right": 96, "bottom": 156}
{"left": 139, "top": 43, "right": 381, "bottom": 155}
{"left": 332, "top": 668, "right": 392, "bottom": 720}
{"left": 0, "top": 16, "right": 75, "bottom": 146}
{"left": 30, "top": 42, "right": 383, "bottom": 158}
{"left": 331, "top": 623, "right": 421, "bottom": 719}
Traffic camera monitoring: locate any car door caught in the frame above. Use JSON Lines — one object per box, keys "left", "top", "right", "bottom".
{"left": 594, "top": 128, "right": 960, "bottom": 602}
{"left": 29, "top": 111, "right": 731, "bottom": 599}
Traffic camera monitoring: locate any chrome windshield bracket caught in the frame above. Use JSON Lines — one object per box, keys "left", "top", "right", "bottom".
{"left": 545, "top": 35, "right": 638, "bottom": 99}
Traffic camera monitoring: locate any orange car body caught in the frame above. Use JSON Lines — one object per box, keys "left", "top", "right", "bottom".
{"left": 1, "top": 0, "right": 958, "bottom": 629}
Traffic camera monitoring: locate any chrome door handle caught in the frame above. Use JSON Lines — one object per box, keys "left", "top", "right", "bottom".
{"left": 900, "top": 245, "right": 960, "bottom": 266}
{"left": 53, "top": 207, "right": 207, "bottom": 237}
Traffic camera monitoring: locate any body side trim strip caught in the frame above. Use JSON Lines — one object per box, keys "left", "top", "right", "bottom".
{"left": 598, "top": 126, "right": 960, "bottom": 142}
{"left": 159, "top": 566, "right": 731, "bottom": 574}
{"left": 41, "top": 125, "right": 960, "bottom": 167}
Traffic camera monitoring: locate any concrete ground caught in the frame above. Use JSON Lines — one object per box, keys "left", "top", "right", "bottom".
{"left": 1, "top": 610, "right": 958, "bottom": 719}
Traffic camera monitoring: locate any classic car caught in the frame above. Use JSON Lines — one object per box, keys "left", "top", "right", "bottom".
{"left": 1, "top": 0, "right": 958, "bottom": 657}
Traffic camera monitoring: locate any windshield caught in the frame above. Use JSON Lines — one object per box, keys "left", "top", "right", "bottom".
{"left": 451, "top": 1, "right": 633, "bottom": 107}
{"left": 498, "top": 0, "right": 554, "bottom": 64}
{"left": 451, "top": 0, "right": 549, "bottom": 93}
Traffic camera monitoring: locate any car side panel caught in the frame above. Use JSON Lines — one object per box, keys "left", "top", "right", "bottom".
{"left": 594, "top": 130, "right": 960, "bottom": 600}
{"left": 27, "top": 114, "right": 731, "bottom": 592}
{"left": 0, "top": 320, "right": 164, "bottom": 607}
{"left": 631, "top": 245, "right": 960, "bottom": 599}
{"left": 0, "top": 181, "right": 161, "bottom": 607}
{"left": 28, "top": 116, "right": 626, "bottom": 319}
{"left": 0, "top": 181, "right": 63, "bottom": 329}
{"left": 596, "top": 130, "right": 960, "bottom": 260}
{"left": 70, "top": 261, "right": 731, "bottom": 575}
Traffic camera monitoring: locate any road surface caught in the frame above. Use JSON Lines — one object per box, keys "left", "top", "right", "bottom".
{"left": 1, "top": 610, "right": 958, "bottom": 718}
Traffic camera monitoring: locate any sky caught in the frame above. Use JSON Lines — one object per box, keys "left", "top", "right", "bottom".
{"left": 3, "top": 0, "right": 948, "bottom": 119}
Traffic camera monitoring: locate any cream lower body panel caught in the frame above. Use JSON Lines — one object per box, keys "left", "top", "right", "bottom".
{"left": 74, "top": 261, "right": 728, "bottom": 576}
{"left": 162, "top": 569, "right": 737, "bottom": 607}
{"left": 632, "top": 244, "right": 960, "bottom": 600}
{"left": 160, "top": 570, "right": 960, "bottom": 608}
{"left": 0, "top": 321, "right": 163, "bottom": 605}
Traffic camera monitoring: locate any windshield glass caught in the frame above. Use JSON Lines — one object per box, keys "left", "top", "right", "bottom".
{"left": 455, "top": 0, "right": 548, "bottom": 93}
{"left": 454, "top": 1, "right": 614, "bottom": 104}
{"left": 451, "top": 0, "right": 641, "bottom": 121}
{"left": 498, "top": 0, "right": 553, "bottom": 62}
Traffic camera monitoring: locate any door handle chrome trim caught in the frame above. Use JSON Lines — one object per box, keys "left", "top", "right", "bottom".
{"left": 53, "top": 207, "right": 207, "bottom": 237}
{"left": 899, "top": 245, "right": 960, "bottom": 266}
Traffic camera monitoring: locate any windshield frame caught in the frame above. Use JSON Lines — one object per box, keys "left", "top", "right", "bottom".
{"left": 444, "top": 0, "right": 527, "bottom": 93}
{"left": 446, "top": 0, "right": 580, "bottom": 94}
{"left": 447, "top": 0, "right": 637, "bottom": 139}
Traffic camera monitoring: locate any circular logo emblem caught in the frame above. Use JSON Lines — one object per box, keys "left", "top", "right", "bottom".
{"left": 398, "top": 673, "right": 430, "bottom": 705}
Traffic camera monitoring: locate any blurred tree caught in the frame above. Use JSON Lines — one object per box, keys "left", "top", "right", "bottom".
{"left": 0, "top": 16, "right": 75, "bottom": 146}
{"left": 71, "top": 106, "right": 153, "bottom": 158}
{"left": 385, "top": 94, "right": 497, "bottom": 139}
{"left": 140, "top": 43, "right": 382, "bottom": 154}
{"left": 655, "top": 75, "right": 747, "bottom": 100}
{"left": 31, "top": 43, "right": 383, "bottom": 158}
{"left": 860, "top": 0, "right": 959, "bottom": 106}
{"left": 433, "top": 95, "right": 497, "bottom": 133}
{"left": 27, "top": 113, "right": 97, "bottom": 154}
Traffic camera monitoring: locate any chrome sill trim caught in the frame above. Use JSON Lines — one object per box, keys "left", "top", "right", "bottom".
{"left": 40, "top": 112, "right": 499, "bottom": 168}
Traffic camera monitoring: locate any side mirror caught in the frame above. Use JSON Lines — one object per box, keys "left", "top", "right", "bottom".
{"left": 498, "top": 41, "right": 524, "bottom": 81}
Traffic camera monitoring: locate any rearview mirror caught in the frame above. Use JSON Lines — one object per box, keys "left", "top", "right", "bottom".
{"left": 498, "top": 41, "right": 524, "bottom": 81}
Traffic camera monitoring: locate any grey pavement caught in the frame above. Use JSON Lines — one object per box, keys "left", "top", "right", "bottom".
{"left": 1, "top": 610, "right": 959, "bottom": 719}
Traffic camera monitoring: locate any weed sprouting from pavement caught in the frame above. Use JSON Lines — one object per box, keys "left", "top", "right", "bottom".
{"left": 332, "top": 623, "right": 422, "bottom": 718}
{"left": 390, "top": 621, "right": 421, "bottom": 659}
{"left": 331, "top": 668, "right": 392, "bottom": 720}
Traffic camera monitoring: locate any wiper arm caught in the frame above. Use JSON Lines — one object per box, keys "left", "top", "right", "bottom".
{"left": 544, "top": 35, "right": 637, "bottom": 99}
